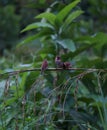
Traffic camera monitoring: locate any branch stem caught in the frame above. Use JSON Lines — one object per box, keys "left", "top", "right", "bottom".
{"left": 0, "top": 68, "right": 106, "bottom": 78}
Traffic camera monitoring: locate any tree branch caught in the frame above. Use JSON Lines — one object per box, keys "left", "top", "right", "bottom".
{"left": 0, "top": 68, "right": 106, "bottom": 78}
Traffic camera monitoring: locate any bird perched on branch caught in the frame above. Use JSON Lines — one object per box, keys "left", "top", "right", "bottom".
{"left": 41, "top": 59, "right": 48, "bottom": 74}
{"left": 55, "top": 56, "right": 63, "bottom": 68}
{"left": 63, "top": 62, "right": 72, "bottom": 69}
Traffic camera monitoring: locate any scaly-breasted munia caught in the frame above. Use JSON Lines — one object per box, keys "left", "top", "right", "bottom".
{"left": 63, "top": 62, "right": 72, "bottom": 69}
{"left": 41, "top": 59, "right": 48, "bottom": 74}
{"left": 55, "top": 56, "right": 63, "bottom": 68}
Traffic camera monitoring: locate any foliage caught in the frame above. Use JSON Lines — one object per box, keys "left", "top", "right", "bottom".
{"left": 0, "top": 0, "right": 107, "bottom": 130}
{"left": 0, "top": 5, "right": 20, "bottom": 52}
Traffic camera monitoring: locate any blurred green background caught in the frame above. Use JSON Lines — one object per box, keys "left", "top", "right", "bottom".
{"left": 1, "top": 0, "right": 107, "bottom": 53}
{"left": 0, "top": 0, "right": 107, "bottom": 130}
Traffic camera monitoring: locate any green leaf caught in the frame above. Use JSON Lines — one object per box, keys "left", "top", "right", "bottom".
{"left": 62, "top": 44, "right": 95, "bottom": 60}
{"left": 38, "top": 43, "right": 56, "bottom": 55}
{"left": 57, "top": 39, "right": 76, "bottom": 52}
{"left": 93, "top": 32, "right": 107, "bottom": 48}
{"left": 19, "top": 73, "right": 28, "bottom": 90}
{"left": 62, "top": 10, "right": 83, "bottom": 29}
{"left": 21, "top": 22, "right": 54, "bottom": 32}
{"left": 18, "top": 33, "right": 44, "bottom": 46}
{"left": 36, "top": 12, "right": 56, "bottom": 25}
{"left": 18, "top": 35, "right": 40, "bottom": 46}
{"left": 75, "top": 32, "right": 107, "bottom": 48}
{"left": 78, "top": 96, "right": 95, "bottom": 104}
{"left": 56, "top": 0, "right": 81, "bottom": 24}
{"left": 5, "top": 97, "right": 17, "bottom": 105}
{"left": 24, "top": 72, "right": 39, "bottom": 92}
{"left": 75, "top": 35, "right": 94, "bottom": 44}
{"left": 18, "top": 29, "right": 54, "bottom": 46}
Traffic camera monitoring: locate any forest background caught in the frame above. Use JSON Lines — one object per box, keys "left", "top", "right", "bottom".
{"left": 0, "top": 0, "right": 107, "bottom": 129}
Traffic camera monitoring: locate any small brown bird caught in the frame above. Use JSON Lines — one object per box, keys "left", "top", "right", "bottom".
{"left": 41, "top": 59, "right": 48, "bottom": 74}
{"left": 55, "top": 56, "right": 63, "bottom": 68}
{"left": 63, "top": 62, "right": 72, "bottom": 69}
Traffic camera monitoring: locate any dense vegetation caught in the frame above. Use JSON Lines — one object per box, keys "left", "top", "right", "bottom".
{"left": 0, "top": 0, "right": 107, "bottom": 129}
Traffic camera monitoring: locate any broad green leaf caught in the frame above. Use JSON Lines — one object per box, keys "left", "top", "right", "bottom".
{"left": 18, "top": 34, "right": 41, "bottom": 46}
{"left": 56, "top": 0, "right": 81, "bottom": 24}
{"left": 62, "top": 44, "right": 95, "bottom": 60}
{"left": 36, "top": 12, "right": 56, "bottom": 25}
{"left": 75, "top": 32, "right": 107, "bottom": 48}
{"left": 93, "top": 32, "right": 107, "bottom": 48}
{"left": 62, "top": 10, "right": 83, "bottom": 30}
{"left": 76, "top": 57, "right": 104, "bottom": 68}
{"left": 57, "top": 39, "right": 76, "bottom": 52}
{"left": 75, "top": 35, "right": 94, "bottom": 44}
{"left": 18, "top": 33, "right": 44, "bottom": 46}
{"left": 21, "top": 22, "right": 54, "bottom": 32}
{"left": 18, "top": 29, "right": 54, "bottom": 46}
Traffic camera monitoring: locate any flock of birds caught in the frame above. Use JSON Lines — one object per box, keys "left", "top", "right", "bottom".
{"left": 41, "top": 56, "right": 72, "bottom": 74}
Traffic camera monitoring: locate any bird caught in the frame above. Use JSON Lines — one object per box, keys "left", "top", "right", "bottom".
{"left": 41, "top": 59, "right": 48, "bottom": 74}
{"left": 55, "top": 56, "right": 63, "bottom": 68}
{"left": 63, "top": 62, "right": 72, "bottom": 69}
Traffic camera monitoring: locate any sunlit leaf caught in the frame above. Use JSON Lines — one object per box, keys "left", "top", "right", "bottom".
{"left": 21, "top": 22, "right": 54, "bottom": 32}
{"left": 18, "top": 34, "right": 42, "bottom": 46}
{"left": 18, "top": 29, "right": 54, "bottom": 46}
{"left": 36, "top": 12, "right": 56, "bottom": 25}
{"left": 57, "top": 39, "right": 76, "bottom": 52}
{"left": 62, "top": 10, "right": 83, "bottom": 29}
{"left": 56, "top": 0, "right": 81, "bottom": 24}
